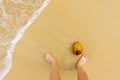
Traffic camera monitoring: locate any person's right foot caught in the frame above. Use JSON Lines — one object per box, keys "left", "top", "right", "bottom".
{"left": 77, "top": 54, "right": 88, "bottom": 67}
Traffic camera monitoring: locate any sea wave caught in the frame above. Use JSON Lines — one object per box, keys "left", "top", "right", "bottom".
{"left": 0, "top": 0, "right": 50, "bottom": 79}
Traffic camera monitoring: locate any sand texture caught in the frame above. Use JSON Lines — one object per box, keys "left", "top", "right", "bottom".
{"left": 4, "top": 0, "right": 120, "bottom": 80}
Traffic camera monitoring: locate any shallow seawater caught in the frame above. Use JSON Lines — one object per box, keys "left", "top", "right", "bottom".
{"left": 0, "top": 0, "right": 50, "bottom": 79}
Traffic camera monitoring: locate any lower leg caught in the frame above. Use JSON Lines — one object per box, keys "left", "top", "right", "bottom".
{"left": 77, "top": 54, "right": 89, "bottom": 80}
{"left": 44, "top": 53, "right": 61, "bottom": 80}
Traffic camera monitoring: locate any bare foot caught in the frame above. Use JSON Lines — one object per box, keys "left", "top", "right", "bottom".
{"left": 77, "top": 54, "right": 88, "bottom": 67}
{"left": 44, "top": 53, "right": 56, "bottom": 64}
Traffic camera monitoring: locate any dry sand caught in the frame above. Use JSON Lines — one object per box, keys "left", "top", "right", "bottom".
{"left": 4, "top": 0, "right": 120, "bottom": 80}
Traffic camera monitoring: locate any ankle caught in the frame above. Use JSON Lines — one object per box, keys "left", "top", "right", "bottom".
{"left": 77, "top": 64, "right": 81, "bottom": 68}
{"left": 52, "top": 62, "right": 59, "bottom": 68}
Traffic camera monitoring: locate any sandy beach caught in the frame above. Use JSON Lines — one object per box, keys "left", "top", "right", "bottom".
{"left": 4, "top": 0, "right": 120, "bottom": 80}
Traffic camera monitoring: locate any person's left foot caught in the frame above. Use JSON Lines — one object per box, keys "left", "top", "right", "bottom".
{"left": 44, "top": 53, "right": 56, "bottom": 64}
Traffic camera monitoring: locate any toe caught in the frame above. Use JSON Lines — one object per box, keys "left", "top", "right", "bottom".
{"left": 44, "top": 53, "right": 52, "bottom": 63}
{"left": 77, "top": 54, "right": 88, "bottom": 66}
{"left": 44, "top": 53, "right": 56, "bottom": 64}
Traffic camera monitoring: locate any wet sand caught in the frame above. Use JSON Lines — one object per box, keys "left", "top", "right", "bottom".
{"left": 4, "top": 0, "right": 120, "bottom": 80}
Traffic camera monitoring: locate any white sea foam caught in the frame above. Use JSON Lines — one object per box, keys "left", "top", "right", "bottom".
{"left": 0, "top": 0, "right": 50, "bottom": 80}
